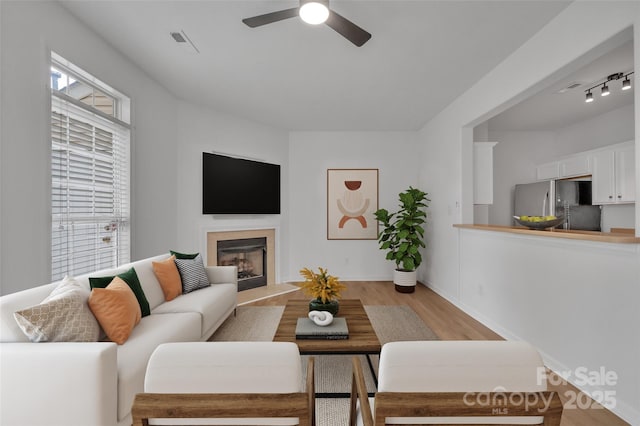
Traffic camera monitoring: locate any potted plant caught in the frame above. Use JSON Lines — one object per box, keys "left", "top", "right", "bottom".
{"left": 374, "top": 186, "right": 429, "bottom": 293}
{"left": 299, "top": 267, "right": 346, "bottom": 315}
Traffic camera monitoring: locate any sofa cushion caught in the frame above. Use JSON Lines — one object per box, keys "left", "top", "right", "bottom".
{"left": 378, "top": 341, "right": 546, "bottom": 393}
{"left": 116, "top": 312, "right": 201, "bottom": 422}
{"left": 152, "top": 283, "right": 236, "bottom": 338}
{"left": 129, "top": 254, "right": 170, "bottom": 311}
{"left": 89, "top": 277, "right": 141, "bottom": 345}
{"left": 170, "top": 250, "right": 199, "bottom": 260}
{"left": 13, "top": 276, "right": 100, "bottom": 342}
{"left": 145, "top": 342, "right": 303, "bottom": 393}
{"left": 152, "top": 256, "right": 182, "bottom": 301}
{"left": 174, "top": 254, "right": 210, "bottom": 294}
{"left": 90, "top": 267, "right": 151, "bottom": 317}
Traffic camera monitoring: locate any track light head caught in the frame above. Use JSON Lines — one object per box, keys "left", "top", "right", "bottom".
{"left": 622, "top": 77, "right": 631, "bottom": 90}
{"left": 585, "top": 91, "right": 594, "bottom": 103}
{"left": 601, "top": 84, "right": 609, "bottom": 96}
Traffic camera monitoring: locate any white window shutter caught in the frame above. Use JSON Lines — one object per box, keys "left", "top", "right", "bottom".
{"left": 50, "top": 54, "right": 130, "bottom": 281}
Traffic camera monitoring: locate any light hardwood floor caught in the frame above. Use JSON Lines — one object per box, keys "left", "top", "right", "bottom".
{"left": 246, "top": 281, "right": 629, "bottom": 426}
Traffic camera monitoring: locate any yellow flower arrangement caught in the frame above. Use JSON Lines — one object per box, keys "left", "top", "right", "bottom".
{"left": 299, "top": 267, "right": 346, "bottom": 303}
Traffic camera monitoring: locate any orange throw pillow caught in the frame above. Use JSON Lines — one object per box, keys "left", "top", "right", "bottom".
{"left": 88, "top": 277, "right": 141, "bottom": 344}
{"left": 152, "top": 255, "right": 182, "bottom": 301}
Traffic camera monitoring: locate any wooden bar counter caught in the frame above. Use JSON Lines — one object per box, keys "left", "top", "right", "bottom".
{"left": 453, "top": 224, "right": 640, "bottom": 244}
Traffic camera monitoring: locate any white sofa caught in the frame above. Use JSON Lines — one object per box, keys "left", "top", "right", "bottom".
{"left": 0, "top": 254, "right": 238, "bottom": 426}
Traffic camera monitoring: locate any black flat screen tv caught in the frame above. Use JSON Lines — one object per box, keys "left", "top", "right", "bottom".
{"left": 202, "top": 152, "right": 281, "bottom": 214}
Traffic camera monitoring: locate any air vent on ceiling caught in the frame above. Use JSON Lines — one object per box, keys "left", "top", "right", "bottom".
{"left": 171, "top": 32, "right": 186, "bottom": 43}
{"left": 170, "top": 30, "right": 199, "bottom": 54}
{"left": 556, "top": 82, "right": 582, "bottom": 94}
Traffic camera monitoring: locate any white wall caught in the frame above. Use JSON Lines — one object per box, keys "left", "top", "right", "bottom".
{"left": 288, "top": 131, "right": 419, "bottom": 282}
{"left": 554, "top": 103, "right": 635, "bottom": 157}
{"left": 458, "top": 228, "right": 640, "bottom": 424}
{"left": 488, "top": 131, "right": 556, "bottom": 226}
{"left": 418, "top": 2, "right": 640, "bottom": 422}
{"left": 0, "top": 1, "right": 178, "bottom": 295}
{"left": 174, "top": 101, "right": 290, "bottom": 282}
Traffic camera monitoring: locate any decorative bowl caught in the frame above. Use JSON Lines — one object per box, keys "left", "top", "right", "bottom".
{"left": 513, "top": 215, "right": 565, "bottom": 230}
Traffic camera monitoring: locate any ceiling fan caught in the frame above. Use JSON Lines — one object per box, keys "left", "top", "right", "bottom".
{"left": 242, "top": 0, "right": 371, "bottom": 47}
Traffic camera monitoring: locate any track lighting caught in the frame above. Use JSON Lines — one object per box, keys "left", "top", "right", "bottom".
{"left": 584, "top": 71, "right": 633, "bottom": 104}
{"left": 585, "top": 91, "right": 594, "bottom": 103}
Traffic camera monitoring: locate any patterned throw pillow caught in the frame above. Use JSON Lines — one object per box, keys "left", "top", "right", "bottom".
{"left": 14, "top": 276, "right": 101, "bottom": 342}
{"left": 174, "top": 254, "right": 211, "bottom": 294}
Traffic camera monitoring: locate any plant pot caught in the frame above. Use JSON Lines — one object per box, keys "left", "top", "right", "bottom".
{"left": 393, "top": 269, "right": 416, "bottom": 293}
{"left": 308, "top": 298, "right": 340, "bottom": 316}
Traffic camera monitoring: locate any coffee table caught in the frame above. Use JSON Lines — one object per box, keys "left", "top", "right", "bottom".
{"left": 274, "top": 299, "right": 381, "bottom": 354}
{"left": 274, "top": 299, "right": 381, "bottom": 397}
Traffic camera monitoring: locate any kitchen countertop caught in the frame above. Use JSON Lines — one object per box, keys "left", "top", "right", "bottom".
{"left": 453, "top": 224, "right": 640, "bottom": 244}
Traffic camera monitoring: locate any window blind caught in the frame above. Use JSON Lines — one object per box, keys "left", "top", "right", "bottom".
{"left": 50, "top": 55, "right": 130, "bottom": 281}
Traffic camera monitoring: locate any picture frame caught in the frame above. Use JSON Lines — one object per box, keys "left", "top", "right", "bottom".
{"left": 327, "top": 169, "right": 379, "bottom": 240}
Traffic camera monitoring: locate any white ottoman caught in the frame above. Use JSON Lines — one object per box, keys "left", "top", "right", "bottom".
{"left": 352, "top": 341, "right": 563, "bottom": 425}
{"left": 133, "top": 341, "right": 314, "bottom": 426}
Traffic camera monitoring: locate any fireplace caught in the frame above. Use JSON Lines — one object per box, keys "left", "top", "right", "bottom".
{"left": 217, "top": 237, "right": 267, "bottom": 292}
{"left": 207, "top": 228, "right": 276, "bottom": 290}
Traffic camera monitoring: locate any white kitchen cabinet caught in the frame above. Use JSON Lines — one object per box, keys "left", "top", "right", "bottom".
{"left": 536, "top": 161, "right": 559, "bottom": 180}
{"left": 559, "top": 154, "right": 591, "bottom": 178}
{"left": 592, "top": 142, "right": 635, "bottom": 204}
{"left": 473, "top": 142, "right": 497, "bottom": 205}
{"left": 615, "top": 145, "right": 635, "bottom": 202}
{"left": 537, "top": 154, "right": 591, "bottom": 181}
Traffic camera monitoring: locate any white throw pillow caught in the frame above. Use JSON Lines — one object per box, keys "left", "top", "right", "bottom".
{"left": 14, "top": 276, "right": 101, "bottom": 342}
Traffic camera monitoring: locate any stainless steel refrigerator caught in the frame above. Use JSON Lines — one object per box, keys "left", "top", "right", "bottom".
{"left": 514, "top": 180, "right": 601, "bottom": 231}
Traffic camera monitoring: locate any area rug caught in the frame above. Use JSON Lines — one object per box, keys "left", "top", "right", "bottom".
{"left": 209, "top": 306, "right": 284, "bottom": 341}
{"left": 210, "top": 304, "right": 438, "bottom": 343}
{"left": 209, "top": 304, "right": 439, "bottom": 426}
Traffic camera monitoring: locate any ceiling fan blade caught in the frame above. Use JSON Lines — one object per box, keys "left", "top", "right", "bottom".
{"left": 325, "top": 10, "right": 371, "bottom": 47}
{"left": 242, "top": 8, "right": 299, "bottom": 28}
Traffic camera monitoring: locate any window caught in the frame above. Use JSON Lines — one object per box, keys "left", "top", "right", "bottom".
{"left": 50, "top": 52, "right": 131, "bottom": 281}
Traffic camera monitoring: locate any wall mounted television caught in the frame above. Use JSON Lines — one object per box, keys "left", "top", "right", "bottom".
{"left": 202, "top": 152, "right": 281, "bottom": 214}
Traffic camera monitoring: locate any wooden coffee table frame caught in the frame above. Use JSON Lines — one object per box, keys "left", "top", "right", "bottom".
{"left": 274, "top": 299, "right": 381, "bottom": 397}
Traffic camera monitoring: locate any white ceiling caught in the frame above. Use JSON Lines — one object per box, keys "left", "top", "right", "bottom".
{"left": 488, "top": 38, "right": 635, "bottom": 131}
{"left": 59, "top": 0, "right": 571, "bottom": 131}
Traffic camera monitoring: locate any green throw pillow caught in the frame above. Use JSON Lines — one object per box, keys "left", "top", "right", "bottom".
{"left": 170, "top": 250, "right": 199, "bottom": 260}
{"left": 89, "top": 268, "right": 151, "bottom": 317}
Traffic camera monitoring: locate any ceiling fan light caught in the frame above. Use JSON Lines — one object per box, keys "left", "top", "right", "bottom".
{"left": 299, "top": 2, "right": 329, "bottom": 25}
{"left": 622, "top": 77, "right": 631, "bottom": 90}
{"left": 601, "top": 84, "right": 609, "bottom": 96}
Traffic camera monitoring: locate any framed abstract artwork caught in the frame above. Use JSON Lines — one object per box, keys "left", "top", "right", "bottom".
{"left": 327, "top": 169, "right": 379, "bottom": 240}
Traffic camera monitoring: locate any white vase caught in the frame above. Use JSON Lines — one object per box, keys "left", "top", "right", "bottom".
{"left": 393, "top": 269, "right": 416, "bottom": 293}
